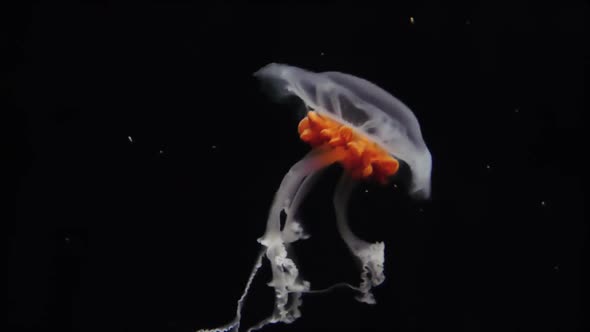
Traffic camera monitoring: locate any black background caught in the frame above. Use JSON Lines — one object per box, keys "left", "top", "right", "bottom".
{"left": 4, "top": 1, "right": 588, "bottom": 332}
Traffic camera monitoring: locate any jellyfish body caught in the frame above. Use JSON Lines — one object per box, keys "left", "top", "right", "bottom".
{"left": 198, "top": 64, "right": 432, "bottom": 332}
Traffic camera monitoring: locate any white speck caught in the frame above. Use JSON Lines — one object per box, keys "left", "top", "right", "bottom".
{"left": 486, "top": 164, "right": 491, "bottom": 170}
{"left": 393, "top": 184, "right": 398, "bottom": 188}
{"left": 364, "top": 189, "right": 369, "bottom": 193}
{"left": 159, "top": 150, "right": 163, "bottom": 154}
{"left": 554, "top": 265, "right": 559, "bottom": 271}
{"left": 128, "top": 136, "right": 133, "bottom": 143}
{"left": 320, "top": 52, "right": 325, "bottom": 56}
{"left": 65, "top": 237, "right": 70, "bottom": 243}
{"left": 515, "top": 108, "right": 519, "bottom": 113}
{"left": 466, "top": 20, "right": 471, "bottom": 25}
{"left": 410, "top": 16, "right": 415, "bottom": 24}
{"left": 541, "top": 200, "right": 546, "bottom": 207}
{"left": 211, "top": 145, "right": 216, "bottom": 149}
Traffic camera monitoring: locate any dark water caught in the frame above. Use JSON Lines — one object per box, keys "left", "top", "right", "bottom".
{"left": 4, "top": 2, "right": 587, "bottom": 332}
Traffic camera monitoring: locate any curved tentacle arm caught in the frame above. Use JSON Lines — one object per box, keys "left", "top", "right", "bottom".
{"left": 259, "top": 146, "right": 347, "bottom": 246}
{"left": 253, "top": 146, "right": 348, "bottom": 328}
{"left": 281, "top": 168, "right": 325, "bottom": 243}
{"left": 333, "top": 174, "right": 385, "bottom": 304}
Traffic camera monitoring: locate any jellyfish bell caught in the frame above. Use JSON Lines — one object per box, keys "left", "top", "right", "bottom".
{"left": 254, "top": 63, "right": 432, "bottom": 200}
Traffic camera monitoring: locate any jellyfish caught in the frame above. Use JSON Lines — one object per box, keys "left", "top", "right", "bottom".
{"left": 198, "top": 63, "right": 432, "bottom": 332}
